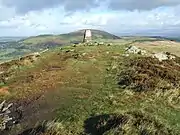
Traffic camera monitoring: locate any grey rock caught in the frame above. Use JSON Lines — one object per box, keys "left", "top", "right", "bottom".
{"left": 98, "top": 42, "right": 104, "bottom": 45}
{"left": 94, "top": 43, "right": 99, "bottom": 46}
{"left": 152, "top": 52, "right": 176, "bottom": 61}
{"left": 125, "top": 46, "right": 147, "bottom": 55}
{"left": 0, "top": 101, "right": 22, "bottom": 131}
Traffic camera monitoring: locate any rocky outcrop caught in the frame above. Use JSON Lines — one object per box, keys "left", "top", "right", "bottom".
{"left": 152, "top": 52, "right": 176, "bottom": 61}
{"left": 125, "top": 46, "right": 147, "bottom": 55}
{"left": 0, "top": 101, "right": 22, "bottom": 131}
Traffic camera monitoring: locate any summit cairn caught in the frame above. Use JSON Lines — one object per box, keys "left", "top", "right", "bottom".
{"left": 83, "top": 29, "right": 92, "bottom": 43}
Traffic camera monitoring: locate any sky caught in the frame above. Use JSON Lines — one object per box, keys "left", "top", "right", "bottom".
{"left": 0, "top": 0, "right": 180, "bottom": 37}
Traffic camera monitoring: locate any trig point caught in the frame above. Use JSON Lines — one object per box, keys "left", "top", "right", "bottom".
{"left": 83, "top": 29, "right": 92, "bottom": 43}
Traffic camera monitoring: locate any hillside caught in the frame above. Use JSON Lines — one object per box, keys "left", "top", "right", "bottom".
{"left": 21, "top": 29, "right": 121, "bottom": 46}
{"left": 0, "top": 37, "right": 25, "bottom": 42}
{"left": 0, "top": 39, "right": 180, "bottom": 135}
{"left": 0, "top": 29, "right": 121, "bottom": 63}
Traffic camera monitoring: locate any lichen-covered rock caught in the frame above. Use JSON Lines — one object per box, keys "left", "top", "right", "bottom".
{"left": 152, "top": 52, "right": 176, "bottom": 61}
{"left": 98, "top": 42, "right": 104, "bottom": 45}
{"left": 125, "top": 46, "right": 147, "bottom": 55}
{"left": 152, "top": 53, "right": 168, "bottom": 61}
{"left": 0, "top": 101, "right": 22, "bottom": 131}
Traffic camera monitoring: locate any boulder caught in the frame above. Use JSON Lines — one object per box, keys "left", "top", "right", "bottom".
{"left": 125, "top": 46, "right": 147, "bottom": 55}
{"left": 152, "top": 52, "right": 176, "bottom": 61}
{"left": 98, "top": 42, "right": 104, "bottom": 45}
{"left": 0, "top": 101, "right": 22, "bottom": 131}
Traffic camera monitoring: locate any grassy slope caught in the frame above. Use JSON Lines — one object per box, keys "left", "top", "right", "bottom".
{"left": 0, "top": 29, "right": 121, "bottom": 63}
{"left": 1, "top": 40, "right": 180, "bottom": 134}
{"left": 21, "top": 29, "right": 121, "bottom": 45}
{"left": 134, "top": 40, "right": 180, "bottom": 57}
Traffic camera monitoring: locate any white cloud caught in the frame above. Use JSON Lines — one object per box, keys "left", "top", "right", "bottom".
{"left": 0, "top": 2, "right": 180, "bottom": 36}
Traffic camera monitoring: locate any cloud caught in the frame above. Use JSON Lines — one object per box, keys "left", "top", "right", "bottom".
{"left": 0, "top": 1, "right": 180, "bottom": 36}
{"left": 1, "top": 0, "right": 99, "bottom": 14}
{"left": 107, "top": 0, "right": 180, "bottom": 11}
{"left": 1, "top": 0, "right": 180, "bottom": 15}
{"left": 0, "top": 2, "right": 16, "bottom": 20}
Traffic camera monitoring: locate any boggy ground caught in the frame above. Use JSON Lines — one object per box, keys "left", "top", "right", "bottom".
{"left": 0, "top": 42, "right": 180, "bottom": 135}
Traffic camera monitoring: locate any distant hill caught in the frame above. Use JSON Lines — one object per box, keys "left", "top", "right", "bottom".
{"left": 0, "top": 29, "right": 121, "bottom": 62}
{"left": 64, "top": 29, "right": 120, "bottom": 40}
{"left": 0, "top": 37, "right": 25, "bottom": 42}
{"left": 20, "top": 29, "right": 121, "bottom": 47}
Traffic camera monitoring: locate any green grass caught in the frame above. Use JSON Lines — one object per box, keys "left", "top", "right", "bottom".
{"left": 1, "top": 42, "right": 180, "bottom": 135}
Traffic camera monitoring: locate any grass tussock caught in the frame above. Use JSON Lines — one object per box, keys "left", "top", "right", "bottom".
{"left": 118, "top": 56, "right": 180, "bottom": 92}
{"left": 18, "top": 111, "right": 175, "bottom": 135}
{"left": 84, "top": 111, "right": 175, "bottom": 135}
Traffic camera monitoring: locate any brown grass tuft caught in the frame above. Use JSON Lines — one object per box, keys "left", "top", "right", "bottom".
{"left": 118, "top": 56, "right": 180, "bottom": 92}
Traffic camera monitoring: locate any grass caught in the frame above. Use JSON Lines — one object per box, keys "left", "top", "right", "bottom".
{"left": 134, "top": 40, "right": 180, "bottom": 57}
{"left": 1, "top": 42, "right": 180, "bottom": 135}
{"left": 21, "top": 29, "right": 121, "bottom": 46}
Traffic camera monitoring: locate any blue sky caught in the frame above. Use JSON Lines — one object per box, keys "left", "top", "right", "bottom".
{"left": 0, "top": 0, "right": 180, "bottom": 37}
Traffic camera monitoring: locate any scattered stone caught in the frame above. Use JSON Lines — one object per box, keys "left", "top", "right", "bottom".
{"left": 94, "top": 42, "right": 99, "bottom": 46}
{"left": 32, "top": 52, "right": 40, "bottom": 56}
{"left": 112, "top": 56, "right": 119, "bottom": 59}
{"left": 98, "top": 42, "right": 104, "bottom": 45}
{"left": 140, "top": 50, "right": 147, "bottom": 55}
{"left": 82, "top": 53, "right": 87, "bottom": 56}
{"left": 79, "top": 41, "right": 114, "bottom": 47}
{"left": 152, "top": 52, "right": 176, "bottom": 61}
{"left": 125, "top": 46, "right": 147, "bottom": 55}
{"left": 65, "top": 49, "right": 75, "bottom": 53}
{"left": 112, "top": 65, "right": 118, "bottom": 70}
{"left": 0, "top": 101, "right": 22, "bottom": 131}
{"left": 122, "top": 54, "right": 130, "bottom": 57}
{"left": 0, "top": 72, "right": 4, "bottom": 75}
{"left": 89, "top": 42, "right": 94, "bottom": 46}
{"left": 152, "top": 53, "right": 168, "bottom": 61}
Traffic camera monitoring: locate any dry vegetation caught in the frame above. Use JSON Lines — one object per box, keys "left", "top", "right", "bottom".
{"left": 133, "top": 40, "right": 180, "bottom": 57}
{"left": 0, "top": 39, "right": 180, "bottom": 135}
{"left": 118, "top": 56, "right": 180, "bottom": 92}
